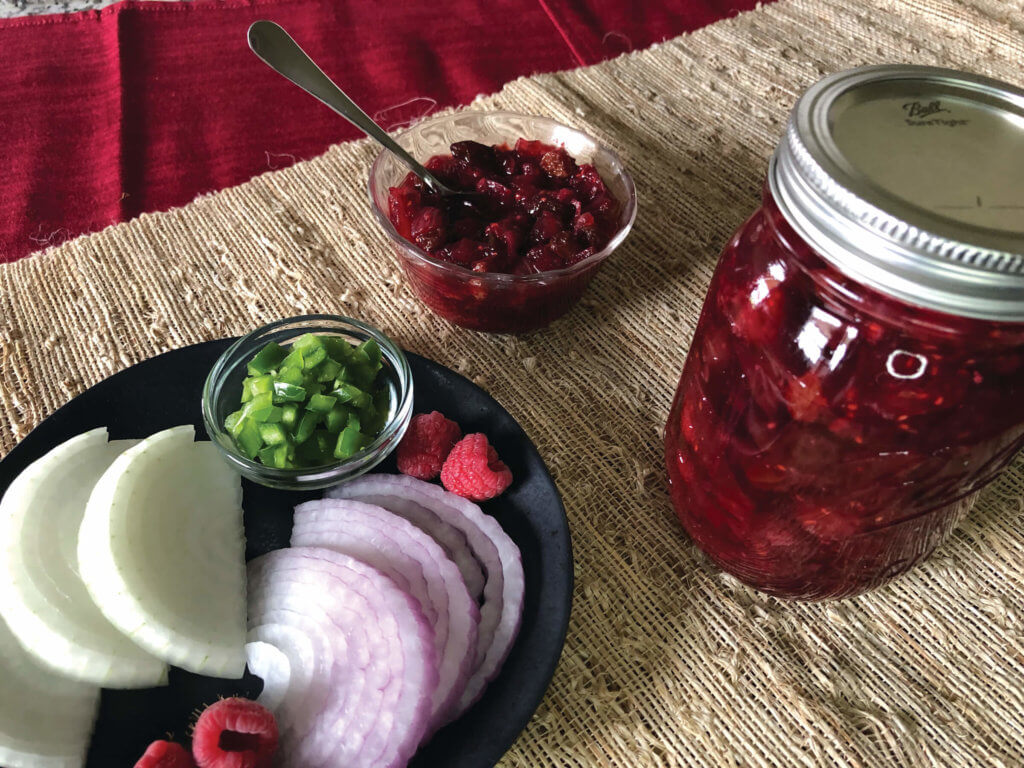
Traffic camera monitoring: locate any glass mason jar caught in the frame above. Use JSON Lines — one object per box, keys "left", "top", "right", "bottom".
{"left": 665, "top": 65, "right": 1024, "bottom": 600}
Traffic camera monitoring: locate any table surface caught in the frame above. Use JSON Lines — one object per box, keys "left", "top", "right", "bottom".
{"left": 2, "top": 1, "right": 1023, "bottom": 766}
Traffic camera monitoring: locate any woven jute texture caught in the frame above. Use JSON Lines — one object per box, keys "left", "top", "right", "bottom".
{"left": 3, "top": 0, "right": 1023, "bottom": 765}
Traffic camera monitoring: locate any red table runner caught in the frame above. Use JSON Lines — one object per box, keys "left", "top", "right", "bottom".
{"left": 0, "top": 0, "right": 761, "bottom": 263}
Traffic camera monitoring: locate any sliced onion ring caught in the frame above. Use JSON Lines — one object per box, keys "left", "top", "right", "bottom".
{"left": 292, "top": 498, "right": 480, "bottom": 731}
{"left": 328, "top": 474, "right": 525, "bottom": 717}
{"left": 247, "top": 547, "right": 437, "bottom": 768}
{"left": 327, "top": 480, "right": 485, "bottom": 601}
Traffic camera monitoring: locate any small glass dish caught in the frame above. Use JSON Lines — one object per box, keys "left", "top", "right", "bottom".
{"left": 202, "top": 315, "right": 413, "bottom": 491}
{"left": 368, "top": 111, "right": 637, "bottom": 334}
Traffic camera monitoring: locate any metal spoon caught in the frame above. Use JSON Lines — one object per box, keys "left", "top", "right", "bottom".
{"left": 247, "top": 20, "right": 465, "bottom": 198}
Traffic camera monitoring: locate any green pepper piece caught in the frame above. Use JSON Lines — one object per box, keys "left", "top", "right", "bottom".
{"left": 333, "top": 365, "right": 352, "bottom": 386}
{"left": 236, "top": 420, "right": 262, "bottom": 459}
{"left": 245, "top": 392, "right": 276, "bottom": 421}
{"left": 316, "top": 359, "right": 342, "bottom": 383}
{"left": 302, "top": 372, "right": 321, "bottom": 395}
{"left": 334, "top": 425, "right": 367, "bottom": 460}
{"left": 245, "top": 374, "right": 274, "bottom": 401}
{"left": 258, "top": 422, "right": 288, "bottom": 446}
{"left": 351, "top": 346, "right": 370, "bottom": 367}
{"left": 323, "top": 336, "right": 354, "bottom": 362}
{"left": 368, "top": 389, "right": 391, "bottom": 432}
{"left": 325, "top": 404, "right": 354, "bottom": 434}
{"left": 307, "top": 393, "right": 337, "bottom": 413}
{"left": 257, "top": 445, "right": 278, "bottom": 467}
{"left": 263, "top": 406, "right": 283, "bottom": 424}
{"left": 272, "top": 382, "right": 306, "bottom": 404}
{"left": 357, "top": 339, "right": 382, "bottom": 369}
{"left": 240, "top": 381, "right": 253, "bottom": 404}
{"left": 280, "top": 403, "right": 299, "bottom": 429}
{"left": 294, "top": 411, "right": 319, "bottom": 444}
{"left": 277, "top": 366, "right": 304, "bottom": 386}
{"left": 331, "top": 383, "right": 370, "bottom": 409}
{"left": 225, "top": 409, "right": 245, "bottom": 436}
{"left": 346, "top": 412, "right": 361, "bottom": 433}
{"left": 247, "top": 342, "right": 288, "bottom": 375}
{"left": 258, "top": 443, "right": 292, "bottom": 469}
{"left": 281, "top": 347, "right": 305, "bottom": 371}
{"left": 301, "top": 344, "right": 327, "bottom": 371}
{"left": 293, "top": 333, "right": 324, "bottom": 352}
{"left": 347, "top": 358, "right": 374, "bottom": 389}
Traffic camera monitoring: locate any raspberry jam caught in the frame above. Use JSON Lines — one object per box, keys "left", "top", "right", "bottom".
{"left": 665, "top": 66, "right": 1024, "bottom": 599}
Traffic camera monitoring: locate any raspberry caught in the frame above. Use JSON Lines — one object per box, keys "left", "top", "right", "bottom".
{"left": 134, "top": 740, "right": 196, "bottom": 768}
{"left": 397, "top": 411, "right": 462, "bottom": 480}
{"left": 191, "top": 698, "right": 278, "bottom": 768}
{"left": 441, "top": 433, "right": 513, "bottom": 501}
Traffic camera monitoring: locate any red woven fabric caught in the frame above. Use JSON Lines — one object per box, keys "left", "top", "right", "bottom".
{"left": 0, "top": 0, "right": 762, "bottom": 262}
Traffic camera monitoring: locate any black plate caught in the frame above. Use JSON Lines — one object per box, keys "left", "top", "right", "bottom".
{"left": 0, "top": 339, "right": 572, "bottom": 768}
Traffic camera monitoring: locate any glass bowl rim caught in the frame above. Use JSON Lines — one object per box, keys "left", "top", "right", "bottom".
{"left": 201, "top": 314, "right": 414, "bottom": 481}
{"left": 367, "top": 109, "right": 638, "bottom": 284}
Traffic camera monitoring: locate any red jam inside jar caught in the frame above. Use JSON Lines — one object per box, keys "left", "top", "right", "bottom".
{"left": 664, "top": 66, "right": 1024, "bottom": 599}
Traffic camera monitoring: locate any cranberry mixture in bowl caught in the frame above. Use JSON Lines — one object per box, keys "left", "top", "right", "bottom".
{"left": 388, "top": 139, "right": 621, "bottom": 275}
{"left": 368, "top": 111, "right": 636, "bottom": 334}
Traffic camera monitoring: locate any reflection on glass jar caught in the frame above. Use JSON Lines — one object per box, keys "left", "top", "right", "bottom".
{"left": 665, "top": 66, "right": 1024, "bottom": 599}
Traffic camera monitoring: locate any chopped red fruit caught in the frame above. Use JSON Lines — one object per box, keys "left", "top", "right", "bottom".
{"left": 425, "top": 154, "right": 458, "bottom": 183}
{"left": 134, "top": 740, "right": 196, "bottom": 768}
{"left": 387, "top": 185, "right": 421, "bottom": 239}
{"left": 540, "top": 148, "right": 577, "bottom": 179}
{"left": 397, "top": 411, "right": 463, "bottom": 480}
{"left": 411, "top": 207, "right": 446, "bottom": 251}
{"left": 441, "top": 433, "right": 513, "bottom": 501}
{"left": 386, "top": 138, "right": 620, "bottom": 275}
{"left": 435, "top": 238, "right": 483, "bottom": 266}
{"left": 476, "top": 178, "right": 514, "bottom": 213}
{"left": 530, "top": 210, "right": 564, "bottom": 245}
{"left": 192, "top": 698, "right": 278, "bottom": 768}
{"left": 451, "top": 140, "right": 498, "bottom": 171}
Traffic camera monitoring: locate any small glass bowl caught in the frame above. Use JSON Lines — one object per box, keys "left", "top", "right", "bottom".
{"left": 368, "top": 111, "right": 637, "bottom": 334}
{"left": 202, "top": 315, "right": 414, "bottom": 491}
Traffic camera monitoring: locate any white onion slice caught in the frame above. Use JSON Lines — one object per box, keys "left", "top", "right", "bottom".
{"left": 0, "top": 428, "right": 167, "bottom": 687}
{"left": 328, "top": 475, "right": 524, "bottom": 716}
{"left": 327, "top": 481, "right": 485, "bottom": 600}
{"left": 292, "top": 498, "right": 480, "bottom": 730}
{"left": 78, "top": 425, "right": 246, "bottom": 678}
{"left": 247, "top": 547, "right": 437, "bottom": 768}
{"left": 0, "top": 614, "right": 99, "bottom": 768}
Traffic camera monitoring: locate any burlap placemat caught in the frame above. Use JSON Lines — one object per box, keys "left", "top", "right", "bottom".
{"left": 3, "top": 0, "right": 1023, "bottom": 765}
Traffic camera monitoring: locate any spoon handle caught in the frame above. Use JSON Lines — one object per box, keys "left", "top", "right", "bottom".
{"left": 247, "top": 21, "right": 443, "bottom": 190}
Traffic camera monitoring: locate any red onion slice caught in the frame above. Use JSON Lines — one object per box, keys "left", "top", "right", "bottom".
{"left": 327, "top": 482, "right": 485, "bottom": 601}
{"left": 247, "top": 612, "right": 342, "bottom": 753}
{"left": 247, "top": 548, "right": 437, "bottom": 768}
{"left": 292, "top": 499, "right": 480, "bottom": 731}
{"left": 328, "top": 475, "right": 524, "bottom": 717}
{"left": 248, "top": 589, "right": 375, "bottom": 767}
